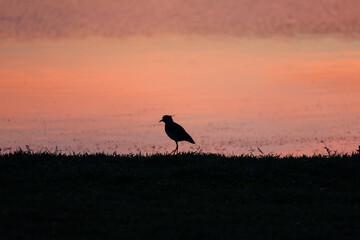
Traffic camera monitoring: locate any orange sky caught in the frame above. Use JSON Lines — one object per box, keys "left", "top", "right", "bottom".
{"left": 1, "top": 1, "right": 360, "bottom": 154}
{"left": 1, "top": 36, "right": 359, "bottom": 120}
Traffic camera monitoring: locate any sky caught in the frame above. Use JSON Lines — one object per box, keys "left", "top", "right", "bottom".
{"left": 1, "top": 0, "right": 360, "bottom": 39}
{"left": 0, "top": 0, "right": 360, "bottom": 155}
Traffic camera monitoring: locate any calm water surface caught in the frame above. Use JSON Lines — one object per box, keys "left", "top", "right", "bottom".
{"left": 1, "top": 36, "right": 359, "bottom": 155}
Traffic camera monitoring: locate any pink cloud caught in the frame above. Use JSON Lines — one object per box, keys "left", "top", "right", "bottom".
{"left": 1, "top": 0, "right": 360, "bottom": 40}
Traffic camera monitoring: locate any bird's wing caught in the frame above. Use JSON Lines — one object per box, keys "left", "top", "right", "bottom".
{"left": 172, "top": 123, "right": 195, "bottom": 143}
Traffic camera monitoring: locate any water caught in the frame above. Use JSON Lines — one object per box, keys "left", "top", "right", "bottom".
{"left": 1, "top": 36, "right": 359, "bottom": 155}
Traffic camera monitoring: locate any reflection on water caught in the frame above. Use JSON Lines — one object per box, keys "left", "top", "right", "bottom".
{"left": 1, "top": 112, "right": 359, "bottom": 155}
{"left": 0, "top": 36, "right": 359, "bottom": 155}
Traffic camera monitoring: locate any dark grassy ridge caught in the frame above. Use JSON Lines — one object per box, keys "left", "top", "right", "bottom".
{"left": 1, "top": 151, "right": 360, "bottom": 240}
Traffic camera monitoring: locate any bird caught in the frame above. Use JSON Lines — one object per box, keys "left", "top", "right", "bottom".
{"left": 159, "top": 115, "right": 195, "bottom": 154}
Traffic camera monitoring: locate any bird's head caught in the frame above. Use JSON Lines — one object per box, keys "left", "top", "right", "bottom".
{"left": 159, "top": 115, "right": 174, "bottom": 123}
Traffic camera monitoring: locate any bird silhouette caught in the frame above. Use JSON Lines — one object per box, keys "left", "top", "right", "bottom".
{"left": 159, "top": 115, "right": 195, "bottom": 154}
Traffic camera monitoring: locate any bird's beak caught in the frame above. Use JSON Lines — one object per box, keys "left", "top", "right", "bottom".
{"left": 159, "top": 119, "right": 163, "bottom": 122}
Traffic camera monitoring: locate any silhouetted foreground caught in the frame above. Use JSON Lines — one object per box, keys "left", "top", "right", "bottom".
{"left": 1, "top": 150, "right": 360, "bottom": 240}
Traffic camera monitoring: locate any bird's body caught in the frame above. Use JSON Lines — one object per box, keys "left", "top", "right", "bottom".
{"left": 160, "top": 115, "right": 195, "bottom": 154}
{"left": 165, "top": 122, "right": 195, "bottom": 143}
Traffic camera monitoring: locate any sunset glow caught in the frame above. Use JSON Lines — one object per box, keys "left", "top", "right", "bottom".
{"left": 1, "top": 1, "right": 360, "bottom": 155}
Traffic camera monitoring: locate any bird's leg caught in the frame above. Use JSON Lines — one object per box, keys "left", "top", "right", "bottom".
{"left": 170, "top": 141, "right": 178, "bottom": 155}
{"left": 175, "top": 141, "right": 178, "bottom": 154}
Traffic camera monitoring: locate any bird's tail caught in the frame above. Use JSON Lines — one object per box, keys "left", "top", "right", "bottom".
{"left": 188, "top": 137, "right": 195, "bottom": 144}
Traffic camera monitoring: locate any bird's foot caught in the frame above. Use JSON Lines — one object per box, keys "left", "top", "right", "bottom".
{"left": 170, "top": 149, "right": 179, "bottom": 155}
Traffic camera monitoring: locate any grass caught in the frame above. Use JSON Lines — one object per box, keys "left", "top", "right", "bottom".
{"left": 1, "top": 150, "right": 360, "bottom": 240}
